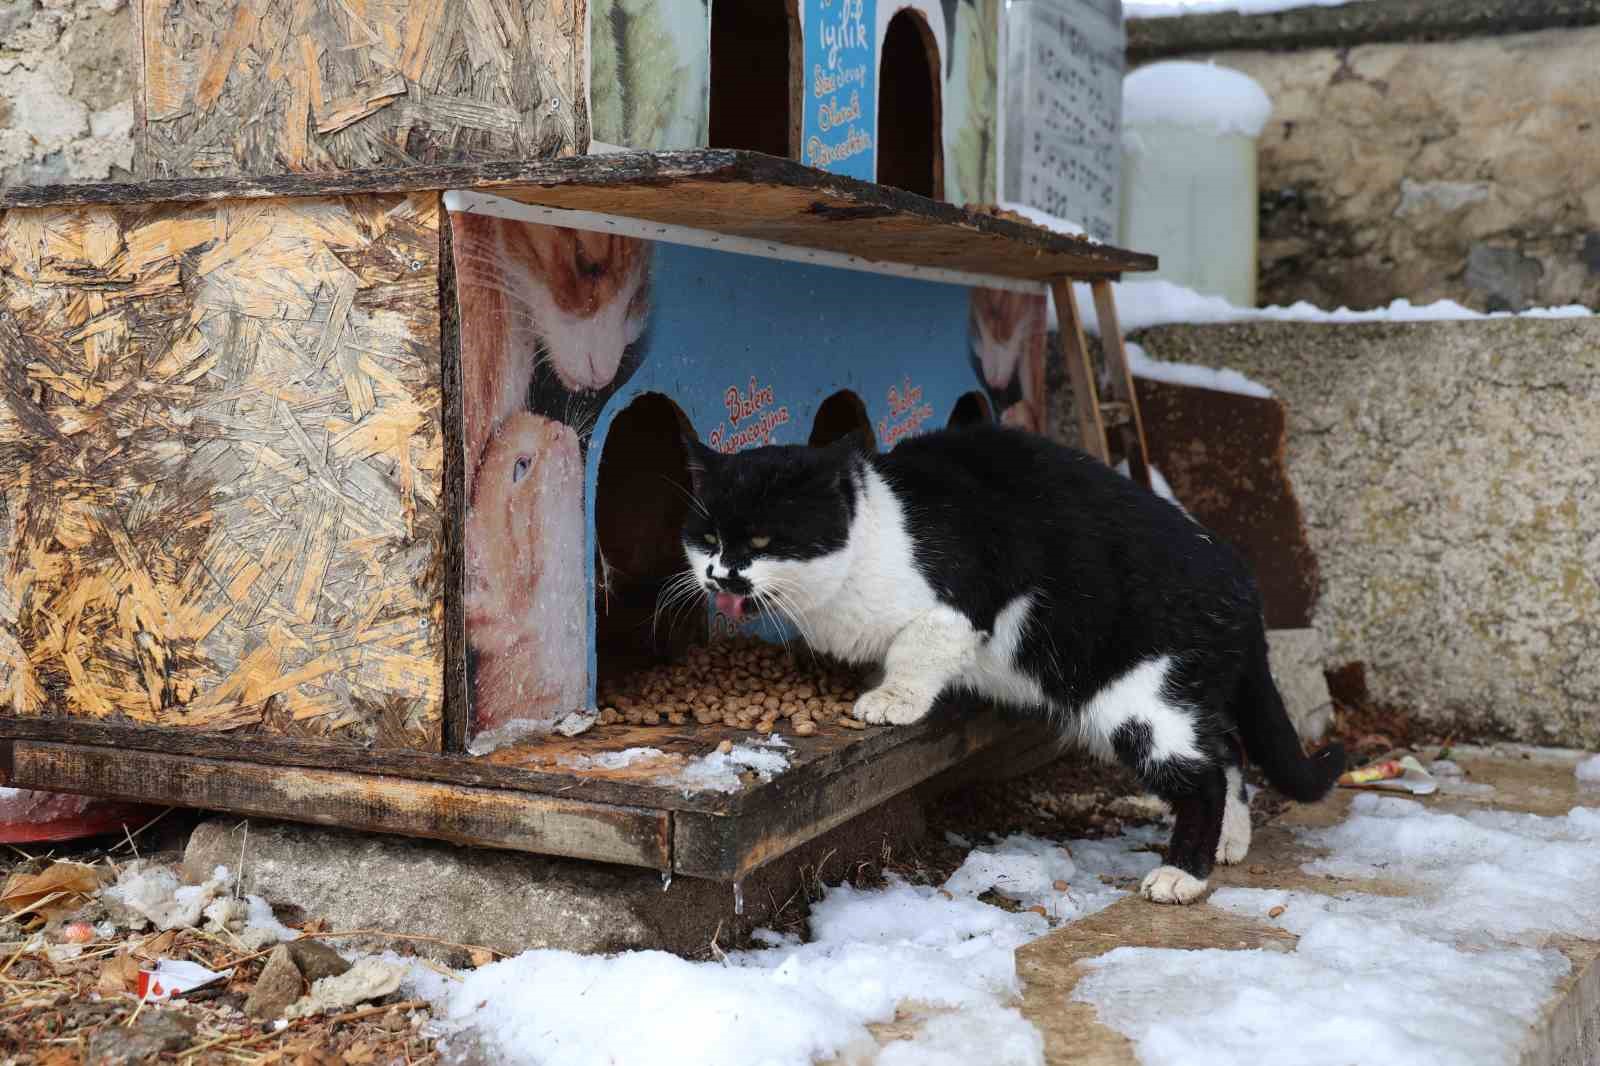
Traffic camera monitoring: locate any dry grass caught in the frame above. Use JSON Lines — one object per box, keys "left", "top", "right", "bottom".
{"left": 0, "top": 834, "right": 445, "bottom": 1066}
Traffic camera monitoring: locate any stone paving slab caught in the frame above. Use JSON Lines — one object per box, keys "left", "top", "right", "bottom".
{"left": 1013, "top": 750, "right": 1600, "bottom": 1066}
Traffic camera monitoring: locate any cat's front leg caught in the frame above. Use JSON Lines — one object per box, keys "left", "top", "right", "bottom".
{"left": 854, "top": 607, "right": 981, "bottom": 726}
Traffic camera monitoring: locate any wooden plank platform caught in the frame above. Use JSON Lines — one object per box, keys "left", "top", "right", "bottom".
{"left": 0, "top": 705, "right": 1029, "bottom": 880}
{"left": 0, "top": 150, "right": 1155, "bottom": 283}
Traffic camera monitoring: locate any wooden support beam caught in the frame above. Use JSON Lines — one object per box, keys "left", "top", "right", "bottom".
{"left": 673, "top": 710, "right": 1018, "bottom": 881}
{"left": 10, "top": 741, "right": 673, "bottom": 870}
{"left": 1051, "top": 279, "right": 1110, "bottom": 463}
{"left": 1092, "top": 279, "right": 1153, "bottom": 489}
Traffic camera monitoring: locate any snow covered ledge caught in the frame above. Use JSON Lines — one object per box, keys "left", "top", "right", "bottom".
{"left": 1071, "top": 306, "right": 1600, "bottom": 750}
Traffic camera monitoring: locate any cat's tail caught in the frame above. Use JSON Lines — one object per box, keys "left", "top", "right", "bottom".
{"left": 1233, "top": 632, "right": 1345, "bottom": 803}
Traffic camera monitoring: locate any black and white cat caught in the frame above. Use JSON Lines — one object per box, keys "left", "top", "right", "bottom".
{"left": 678, "top": 425, "right": 1344, "bottom": 904}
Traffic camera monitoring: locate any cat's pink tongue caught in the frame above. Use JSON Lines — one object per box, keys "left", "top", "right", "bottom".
{"left": 714, "top": 592, "right": 749, "bottom": 621}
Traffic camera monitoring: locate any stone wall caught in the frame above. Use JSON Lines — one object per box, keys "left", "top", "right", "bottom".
{"left": 1127, "top": 2, "right": 1600, "bottom": 314}
{"left": 0, "top": 0, "right": 134, "bottom": 188}
{"left": 1121, "top": 319, "right": 1600, "bottom": 748}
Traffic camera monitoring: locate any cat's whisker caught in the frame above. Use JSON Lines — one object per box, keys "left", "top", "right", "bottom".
{"left": 651, "top": 569, "right": 706, "bottom": 642}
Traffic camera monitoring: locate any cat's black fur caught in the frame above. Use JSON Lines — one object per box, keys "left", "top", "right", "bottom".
{"left": 681, "top": 424, "right": 1344, "bottom": 893}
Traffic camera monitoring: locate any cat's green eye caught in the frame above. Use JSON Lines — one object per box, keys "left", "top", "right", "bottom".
{"left": 750, "top": 536, "right": 771, "bottom": 550}
{"left": 703, "top": 532, "right": 719, "bottom": 546}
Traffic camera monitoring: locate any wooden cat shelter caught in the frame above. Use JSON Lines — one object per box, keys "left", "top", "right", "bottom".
{"left": 0, "top": 1, "right": 1155, "bottom": 881}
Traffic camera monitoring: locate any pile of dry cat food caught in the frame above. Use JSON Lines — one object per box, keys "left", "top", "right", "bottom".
{"left": 596, "top": 637, "right": 870, "bottom": 737}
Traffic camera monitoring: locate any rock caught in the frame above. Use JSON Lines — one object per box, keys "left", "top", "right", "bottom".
{"left": 181, "top": 793, "right": 925, "bottom": 958}
{"left": 244, "top": 944, "right": 304, "bottom": 1020}
{"left": 0, "top": 0, "right": 134, "bottom": 187}
{"left": 1132, "top": 377, "right": 1320, "bottom": 629}
{"left": 1267, "top": 629, "right": 1336, "bottom": 743}
{"left": 1465, "top": 243, "right": 1544, "bottom": 312}
{"left": 288, "top": 940, "right": 353, "bottom": 983}
{"left": 284, "top": 958, "right": 405, "bottom": 1020}
{"left": 1185, "top": 26, "right": 1600, "bottom": 313}
{"left": 85, "top": 1009, "right": 195, "bottom": 1066}
{"left": 1120, "top": 319, "right": 1600, "bottom": 749}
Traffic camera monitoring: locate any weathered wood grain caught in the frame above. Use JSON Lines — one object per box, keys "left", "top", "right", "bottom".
{"left": 12, "top": 741, "right": 669, "bottom": 868}
{"left": 0, "top": 194, "right": 445, "bottom": 749}
{"left": 673, "top": 708, "right": 1025, "bottom": 881}
{"left": 0, "top": 152, "right": 1158, "bottom": 282}
{"left": 1091, "top": 279, "right": 1152, "bottom": 489}
{"left": 0, "top": 715, "right": 731, "bottom": 812}
{"left": 1051, "top": 279, "right": 1111, "bottom": 461}
{"left": 0, "top": 706, "right": 1025, "bottom": 877}
{"left": 135, "top": 0, "right": 585, "bottom": 180}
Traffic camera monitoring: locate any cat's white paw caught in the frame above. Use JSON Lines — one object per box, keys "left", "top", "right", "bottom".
{"left": 1140, "top": 865, "right": 1208, "bottom": 905}
{"left": 1216, "top": 796, "right": 1252, "bottom": 865}
{"left": 853, "top": 687, "right": 931, "bottom": 726}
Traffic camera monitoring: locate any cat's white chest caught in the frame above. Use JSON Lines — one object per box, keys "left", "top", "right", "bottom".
{"left": 801, "top": 470, "right": 940, "bottom": 664}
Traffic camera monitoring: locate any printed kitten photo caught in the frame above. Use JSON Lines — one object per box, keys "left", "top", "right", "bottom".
{"left": 453, "top": 213, "right": 654, "bottom": 736}
{"left": 678, "top": 425, "right": 1344, "bottom": 905}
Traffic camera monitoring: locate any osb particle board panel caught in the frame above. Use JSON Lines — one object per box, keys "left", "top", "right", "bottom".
{"left": 1, "top": 152, "right": 1157, "bottom": 282}
{"left": 0, "top": 193, "right": 446, "bottom": 751}
{"left": 136, "top": 0, "right": 584, "bottom": 180}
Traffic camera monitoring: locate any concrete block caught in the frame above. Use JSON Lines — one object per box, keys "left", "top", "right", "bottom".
{"left": 182, "top": 793, "right": 925, "bottom": 960}
{"left": 1267, "top": 627, "right": 1334, "bottom": 742}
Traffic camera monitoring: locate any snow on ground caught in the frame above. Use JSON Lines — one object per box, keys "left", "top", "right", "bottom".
{"left": 1073, "top": 792, "right": 1600, "bottom": 1066}
{"left": 405, "top": 832, "right": 1164, "bottom": 1066}
{"left": 1123, "top": 62, "right": 1273, "bottom": 139}
{"left": 1577, "top": 754, "right": 1600, "bottom": 785}
{"left": 1127, "top": 0, "right": 1361, "bottom": 19}
{"left": 1048, "top": 278, "right": 1595, "bottom": 337}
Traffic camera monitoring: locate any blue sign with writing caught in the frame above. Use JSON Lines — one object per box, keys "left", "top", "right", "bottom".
{"left": 802, "top": 0, "right": 878, "bottom": 179}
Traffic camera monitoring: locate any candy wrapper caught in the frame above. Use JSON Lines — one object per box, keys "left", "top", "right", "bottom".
{"left": 1337, "top": 755, "right": 1437, "bottom": 796}
{"left": 137, "top": 959, "right": 234, "bottom": 1001}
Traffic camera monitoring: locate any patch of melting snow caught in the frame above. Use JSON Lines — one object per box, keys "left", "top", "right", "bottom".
{"left": 667, "top": 736, "right": 793, "bottom": 794}
{"left": 557, "top": 746, "right": 667, "bottom": 772}
{"left": 1576, "top": 754, "right": 1600, "bottom": 785}
{"left": 404, "top": 832, "right": 1162, "bottom": 1066}
{"left": 1073, "top": 792, "right": 1600, "bottom": 1066}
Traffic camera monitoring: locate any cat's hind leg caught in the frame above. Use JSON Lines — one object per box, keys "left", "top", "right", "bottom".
{"left": 853, "top": 606, "right": 981, "bottom": 726}
{"left": 1085, "top": 666, "right": 1227, "bottom": 903}
{"left": 1216, "top": 745, "right": 1252, "bottom": 865}
{"left": 1139, "top": 762, "right": 1228, "bottom": 904}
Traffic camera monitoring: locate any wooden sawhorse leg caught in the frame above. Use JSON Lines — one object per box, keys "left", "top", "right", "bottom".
{"left": 1049, "top": 277, "right": 1152, "bottom": 490}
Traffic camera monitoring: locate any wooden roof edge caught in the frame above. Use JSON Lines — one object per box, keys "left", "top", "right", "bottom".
{"left": 0, "top": 150, "right": 1157, "bottom": 277}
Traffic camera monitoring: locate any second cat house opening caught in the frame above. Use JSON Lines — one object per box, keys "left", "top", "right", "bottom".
{"left": 709, "top": 0, "right": 800, "bottom": 158}
{"left": 949, "top": 390, "right": 993, "bottom": 428}
{"left": 809, "top": 389, "right": 877, "bottom": 449}
{"left": 877, "top": 8, "right": 943, "bottom": 199}
{"left": 595, "top": 392, "right": 703, "bottom": 675}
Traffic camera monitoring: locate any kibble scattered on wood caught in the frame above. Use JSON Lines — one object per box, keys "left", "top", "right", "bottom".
{"left": 597, "top": 637, "right": 871, "bottom": 735}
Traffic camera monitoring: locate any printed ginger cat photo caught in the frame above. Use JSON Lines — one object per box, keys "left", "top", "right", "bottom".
{"left": 968, "top": 286, "right": 1048, "bottom": 433}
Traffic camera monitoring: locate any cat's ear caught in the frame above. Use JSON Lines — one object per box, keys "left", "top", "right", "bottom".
{"left": 680, "top": 430, "right": 718, "bottom": 496}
